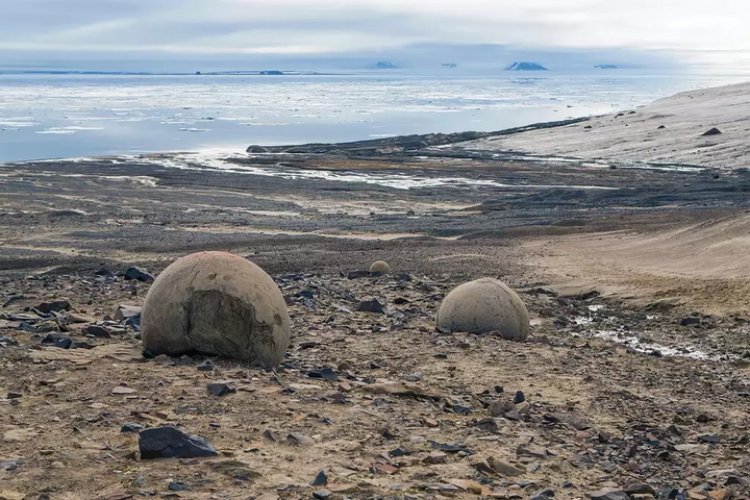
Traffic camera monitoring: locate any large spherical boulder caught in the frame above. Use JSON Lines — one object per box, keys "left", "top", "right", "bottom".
{"left": 141, "top": 251, "right": 291, "bottom": 368}
{"left": 369, "top": 260, "right": 391, "bottom": 274}
{"left": 436, "top": 278, "right": 529, "bottom": 340}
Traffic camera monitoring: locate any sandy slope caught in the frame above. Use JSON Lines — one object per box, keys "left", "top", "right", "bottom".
{"left": 465, "top": 81, "right": 750, "bottom": 169}
{"left": 524, "top": 212, "right": 750, "bottom": 315}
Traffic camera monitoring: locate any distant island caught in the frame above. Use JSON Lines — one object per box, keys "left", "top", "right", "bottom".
{"left": 441, "top": 63, "right": 457, "bottom": 68}
{"left": 505, "top": 62, "right": 548, "bottom": 71}
{"left": 373, "top": 61, "right": 397, "bottom": 69}
{"left": 259, "top": 70, "right": 284, "bottom": 75}
{"left": 594, "top": 64, "right": 619, "bottom": 69}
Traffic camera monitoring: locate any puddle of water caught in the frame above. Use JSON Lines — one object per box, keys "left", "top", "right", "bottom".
{"left": 574, "top": 328, "right": 718, "bottom": 361}
{"left": 175, "top": 225, "right": 457, "bottom": 241}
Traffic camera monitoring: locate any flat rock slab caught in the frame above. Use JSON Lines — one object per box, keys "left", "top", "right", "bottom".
{"left": 138, "top": 426, "right": 218, "bottom": 459}
{"left": 29, "top": 344, "right": 143, "bottom": 365}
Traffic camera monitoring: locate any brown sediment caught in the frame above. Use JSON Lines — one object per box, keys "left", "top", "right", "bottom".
{"left": 1, "top": 130, "right": 750, "bottom": 497}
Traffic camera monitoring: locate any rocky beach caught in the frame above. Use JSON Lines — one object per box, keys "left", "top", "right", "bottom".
{"left": 2, "top": 83, "right": 750, "bottom": 499}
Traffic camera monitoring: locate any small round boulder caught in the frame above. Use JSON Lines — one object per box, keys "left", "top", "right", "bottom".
{"left": 369, "top": 260, "right": 391, "bottom": 274}
{"left": 141, "top": 251, "right": 291, "bottom": 368}
{"left": 436, "top": 278, "right": 529, "bottom": 340}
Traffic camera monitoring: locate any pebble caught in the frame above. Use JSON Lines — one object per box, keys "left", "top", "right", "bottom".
{"left": 167, "top": 481, "right": 185, "bottom": 492}
{"left": 423, "top": 452, "right": 448, "bottom": 464}
{"left": 589, "top": 489, "right": 629, "bottom": 500}
{"left": 286, "top": 432, "right": 315, "bottom": 446}
{"left": 121, "top": 423, "right": 144, "bottom": 433}
{"left": 311, "top": 470, "right": 328, "bottom": 486}
{"left": 357, "top": 298, "right": 386, "bottom": 314}
{"left": 196, "top": 359, "right": 215, "bottom": 371}
{"left": 34, "top": 300, "right": 71, "bottom": 314}
{"left": 82, "top": 325, "right": 111, "bottom": 338}
{"left": 123, "top": 267, "right": 154, "bottom": 282}
{"left": 207, "top": 382, "right": 236, "bottom": 396}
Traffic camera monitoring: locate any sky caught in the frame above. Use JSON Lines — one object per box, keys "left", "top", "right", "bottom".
{"left": 1, "top": 0, "right": 749, "bottom": 70}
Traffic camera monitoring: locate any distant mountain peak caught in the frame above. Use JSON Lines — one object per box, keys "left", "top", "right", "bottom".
{"left": 373, "top": 61, "right": 397, "bottom": 69}
{"left": 505, "top": 61, "right": 548, "bottom": 71}
{"left": 595, "top": 64, "right": 619, "bottom": 69}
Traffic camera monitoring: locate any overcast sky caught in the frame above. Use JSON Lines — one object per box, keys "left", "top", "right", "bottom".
{"left": 1, "top": 0, "right": 748, "bottom": 64}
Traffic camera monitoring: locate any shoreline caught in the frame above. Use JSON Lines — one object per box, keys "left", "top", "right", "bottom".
{"left": 2, "top": 81, "right": 750, "bottom": 497}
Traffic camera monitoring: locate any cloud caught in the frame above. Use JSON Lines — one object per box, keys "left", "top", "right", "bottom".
{"left": 0, "top": 0, "right": 748, "bottom": 59}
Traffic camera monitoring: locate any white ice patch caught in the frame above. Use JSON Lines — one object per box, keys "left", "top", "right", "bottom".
{"left": 178, "top": 127, "right": 210, "bottom": 132}
{"left": 575, "top": 329, "right": 718, "bottom": 361}
{"left": 0, "top": 120, "right": 38, "bottom": 127}
{"left": 140, "top": 151, "right": 619, "bottom": 191}
{"left": 35, "top": 126, "right": 103, "bottom": 135}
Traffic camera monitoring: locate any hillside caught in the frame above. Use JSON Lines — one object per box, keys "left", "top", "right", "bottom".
{"left": 463, "top": 81, "right": 750, "bottom": 169}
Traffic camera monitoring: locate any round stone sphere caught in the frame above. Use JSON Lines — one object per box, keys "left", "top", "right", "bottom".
{"left": 436, "top": 278, "right": 529, "bottom": 340}
{"left": 141, "top": 251, "right": 291, "bottom": 368}
{"left": 369, "top": 260, "right": 391, "bottom": 274}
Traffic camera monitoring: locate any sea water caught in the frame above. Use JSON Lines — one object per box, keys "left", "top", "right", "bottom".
{"left": 0, "top": 71, "right": 746, "bottom": 163}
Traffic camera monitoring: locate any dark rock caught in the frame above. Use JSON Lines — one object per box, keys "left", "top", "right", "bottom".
{"left": 0, "top": 336, "right": 19, "bottom": 347}
{"left": 702, "top": 127, "right": 722, "bottom": 136}
{"left": 697, "top": 434, "right": 720, "bottom": 444}
{"left": 388, "top": 447, "right": 415, "bottom": 457}
{"left": 95, "top": 266, "right": 114, "bottom": 277}
{"left": 197, "top": 359, "right": 215, "bottom": 371}
{"left": 246, "top": 145, "right": 268, "bottom": 153}
{"left": 262, "top": 429, "right": 282, "bottom": 442}
{"left": 82, "top": 325, "right": 111, "bottom": 338}
{"left": 168, "top": 481, "right": 185, "bottom": 491}
{"left": 357, "top": 298, "right": 386, "bottom": 314}
{"left": 295, "top": 290, "right": 315, "bottom": 300}
{"left": 475, "top": 417, "right": 500, "bottom": 432}
{"left": 531, "top": 489, "right": 555, "bottom": 499}
{"left": 0, "top": 459, "right": 23, "bottom": 471}
{"left": 624, "top": 482, "right": 656, "bottom": 496}
{"left": 313, "top": 491, "right": 332, "bottom": 500}
{"left": 726, "top": 475, "right": 750, "bottom": 487}
{"left": 679, "top": 316, "right": 701, "bottom": 327}
{"left": 450, "top": 404, "right": 473, "bottom": 415}
{"left": 121, "top": 423, "right": 144, "bottom": 433}
{"left": 347, "top": 270, "right": 371, "bottom": 279}
{"left": 123, "top": 267, "right": 154, "bottom": 282}
{"left": 589, "top": 489, "right": 629, "bottom": 500}
{"left": 513, "top": 391, "right": 526, "bottom": 404}
{"left": 2, "top": 295, "right": 27, "bottom": 308}
{"left": 138, "top": 426, "right": 218, "bottom": 459}
{"left": 207, "top": 382, "right": 236, "bottom": 397}
{"left": 41, "top": 333, "right": 92, "bottom": 349}
{"left": 311, "top": 470, "right": 329, "bottom": 486}
{"left": 35, "top": 300, "right": 71, "bottom": 314}
{"left": 429, "top": 441, "right": 473, "bottom": 455}
{"left": 286, "top": 432, "right": 315, "bottom": 446}
{"left": 6, "top": 391, "right": 22, "bottom": 399}
{"left": 658, "top": 125, "right": 666, "bottom": 129}
{"left": 308, "top": 367, "right": 338, "bottom": 382}
{"left": 114, "top": 305, "right": 142, "bottom": 330}
{"left": 659, "top": 487, "right": 686, "bottom": 499}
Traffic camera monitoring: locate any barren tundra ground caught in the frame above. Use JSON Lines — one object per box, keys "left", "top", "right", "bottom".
{"left": 2, "top": 118, "right": 750, "bottom": 499}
